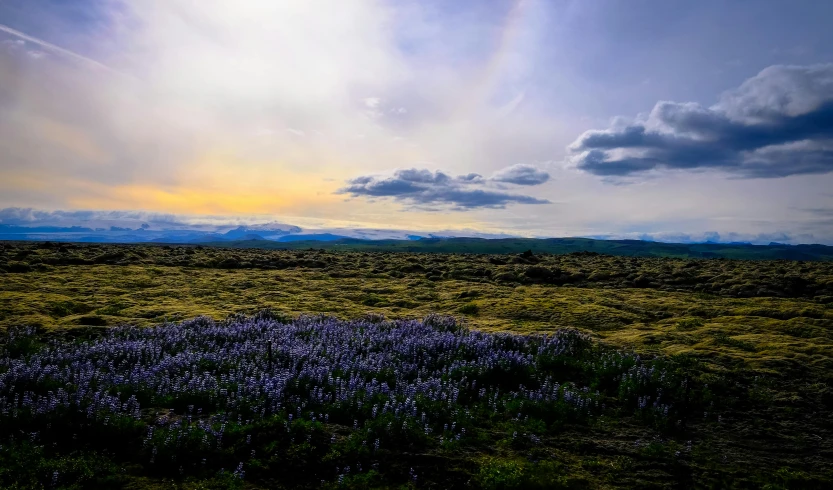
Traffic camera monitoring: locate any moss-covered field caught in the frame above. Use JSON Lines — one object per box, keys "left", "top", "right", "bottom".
{"left": 2, "top": 241, "right": 833, "bottom": 488}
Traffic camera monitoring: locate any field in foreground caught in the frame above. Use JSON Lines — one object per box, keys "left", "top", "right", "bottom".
{"left": 2, "top": 242, "right": 833, "bottom": 488}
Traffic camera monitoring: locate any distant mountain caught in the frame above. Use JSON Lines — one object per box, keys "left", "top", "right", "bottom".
{"left": 4, "top": 222, "right": 833, "bottom": 261}
{"left": 222, "top": 226, "right": 293, "bottom": 239}
{"left": 705, "top": 240, "right": 753, "bottom": 245}
{"left": 276, "top": 233, "right": 352, "bottom": 242}
{"left": 223, "top": 226, "right": 252, "bottom": 239}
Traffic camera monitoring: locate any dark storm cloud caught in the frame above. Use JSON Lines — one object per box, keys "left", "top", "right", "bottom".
{"left": 568, "top": 64, "right": 833, "bottom": 178}
{"left": 338, "top": 166, "right": 550, "bottom": 209}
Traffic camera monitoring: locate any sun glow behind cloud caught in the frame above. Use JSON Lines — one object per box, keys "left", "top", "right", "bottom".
{"left": 0, "top": 0, "right": 562, "bottom": 228}
{"left": 1, "top": 0, "right": 833, "bottom": 243}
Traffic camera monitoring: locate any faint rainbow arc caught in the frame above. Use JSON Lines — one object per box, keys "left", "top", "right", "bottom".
{"left": 452, "top": 0, "right": 528, "bottom": 121}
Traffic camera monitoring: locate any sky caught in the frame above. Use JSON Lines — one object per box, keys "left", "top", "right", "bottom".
{"left": 1, "top": 0, "right": 833, "bottom": 244}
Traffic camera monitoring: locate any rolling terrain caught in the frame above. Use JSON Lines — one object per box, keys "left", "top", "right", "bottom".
{"left": 202, "top": 237, "right": 833, "bottom": 261}
{"left": 1, "top": 241, "right": 833, "bottom": 488}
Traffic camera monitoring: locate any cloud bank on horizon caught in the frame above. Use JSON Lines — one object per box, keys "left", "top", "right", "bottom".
{"left": 0, "top": 206, "right": 520, "bottom": 242}
{"left": 1, "top": 0, "right": 833, "bottom": 243}
{"left": 0, "top": 206, "right": 821, "bottom": 246}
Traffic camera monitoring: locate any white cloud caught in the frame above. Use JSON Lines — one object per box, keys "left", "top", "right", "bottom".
{"left": 363, "top": 97, "right": 381, "bottom": 108}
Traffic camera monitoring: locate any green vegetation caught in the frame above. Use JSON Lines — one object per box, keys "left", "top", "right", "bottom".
{"left": 199, "top": 236, "right": 833, "bottom": 261}
{"left": 2, "top": 241, "right": 833, "bottom": 488}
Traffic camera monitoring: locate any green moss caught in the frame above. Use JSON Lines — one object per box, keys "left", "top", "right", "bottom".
{"left": 2, "top": 242, "right": 833, "bottom": 488}
{"left": 47, "top": 299, "right": 95, "bottom": 318}
{"left": 3, "top": 257, "right": 832, "bottom": 378}
{"left": 473, "top": 457, "right": 572, "bottom": 490}
{"left": 675, "top": 317, "right": 705, "bottom": 330}
{"left": 713, "top": 332, "right": 758, "bottom": 352}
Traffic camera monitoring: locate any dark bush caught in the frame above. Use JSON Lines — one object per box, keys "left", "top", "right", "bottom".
{"left": 75, "top": 315, "right": 108, "bottom": 326}
{"left": 459, "top": 302, "right": 479, "bottom": 315}
{"left": 360, "top": 294, "right": 386, "bottom": 306}
{"left": 217, "top": 257, "right": 241, "bottom": 269}
{"left": 5, "top": 261, "right": 33, "bottom": 273}
{"left": 524, "top": 266, "right": 554, "bottom": 280}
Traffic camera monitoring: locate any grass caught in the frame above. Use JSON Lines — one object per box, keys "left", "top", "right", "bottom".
{"left": 198, "top": 237, "right": 833, "bottom": 261}
{"left": 2, "top": 262, "right": 832, "bottom": 376}
{"left": 2, "top": 241, "right": 833, "bottom": 488}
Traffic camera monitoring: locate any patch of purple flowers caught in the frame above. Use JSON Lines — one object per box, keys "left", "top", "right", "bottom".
{"left": 0, "top": 314, "right": 682, "bottom": 483}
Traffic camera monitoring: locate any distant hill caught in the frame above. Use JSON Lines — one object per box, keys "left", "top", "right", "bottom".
{"left": 197, "top": 236, "right": 833, "bottom": 261}
{"left": 275, "top": 233, "right": 352, "bottom": 242}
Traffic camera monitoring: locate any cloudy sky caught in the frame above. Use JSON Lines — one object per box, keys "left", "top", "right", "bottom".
{"left": 1, "top": 0, "right": 833, "bottom": 243}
